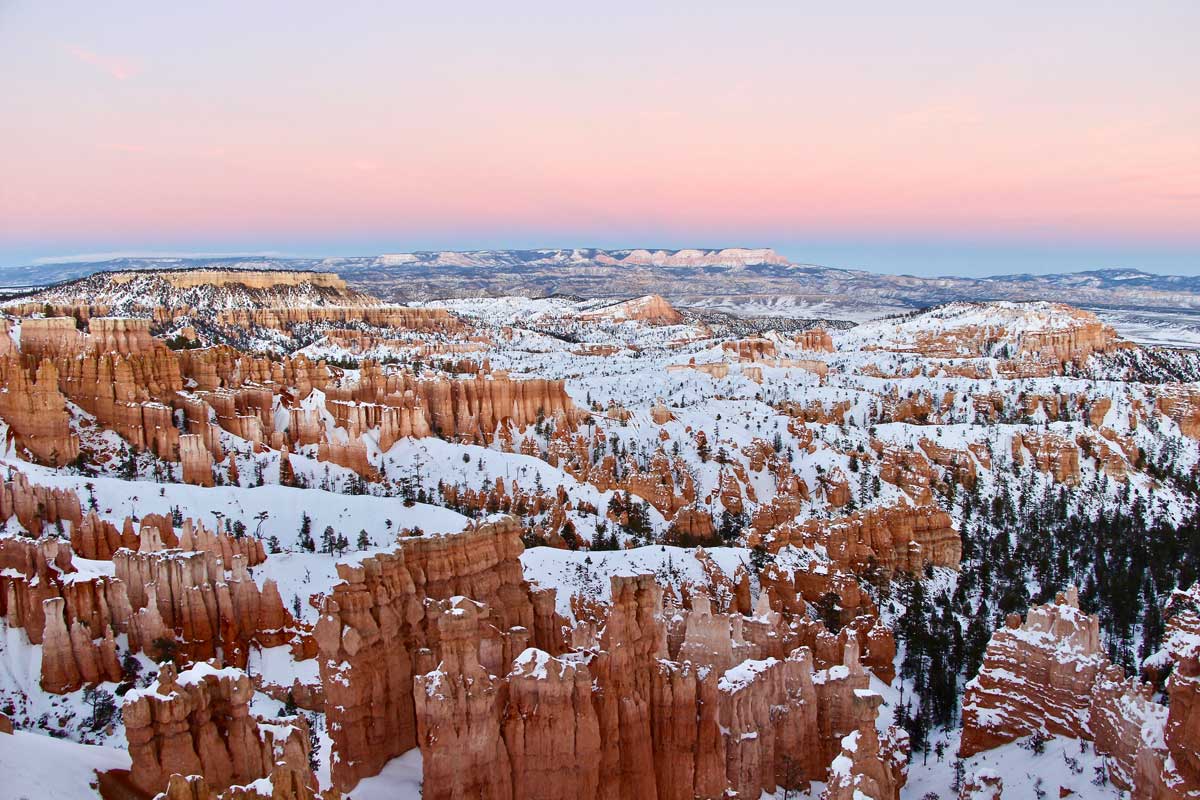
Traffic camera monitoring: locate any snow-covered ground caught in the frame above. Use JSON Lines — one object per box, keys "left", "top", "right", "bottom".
{"left": 0, "top": 457, "right": 469, "bottom": 553}
{"left": 0, "top": 729, "right": 131, "bottom": 798}
{"left": 1095, "top": 307, "right": 1200, "bottom": 349}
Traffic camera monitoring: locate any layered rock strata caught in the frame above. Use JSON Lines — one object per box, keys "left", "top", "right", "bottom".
{"left": 960, "top": 586, "right": 1200, "bottom": 798}
{"left": 122, "top": 661, "right": 316, "bottom": 796}
{"left": 315, "top": 517, "right": 906, "bottom": 799}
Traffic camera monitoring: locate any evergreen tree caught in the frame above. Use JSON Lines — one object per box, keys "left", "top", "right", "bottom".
{"left": 298, "top": 513, "right": 315, "bottom": 552}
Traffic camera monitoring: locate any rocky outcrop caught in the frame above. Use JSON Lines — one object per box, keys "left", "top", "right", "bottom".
{"left": 0, "top": 471, "right": 83, "bottom": 534}
{"left": 313, "top": 518, "right": 547, "bottom": 792}
{"left": 822, "top": 719, "right": 909, "bottom": 800}
{"left": 113, "top": 548, "right": 292, "bottom": 666}
{"left": 89, "top": 317, "right": 155, "bottom": 354}
{"left": 1016, "top": 314, "right": 1120, "bottom": 363}
{"left": 0, "top": 358, "right": 80, "bottom": 465}
{"left": 312, "top": 516, "right": 905, "bottom": 798}
{"left": 123, "top": 661, "right": 315, "bottom": 796}
{"left": 1158, "top": 387, "right": 1200, "bottom": 439}
{"left": 961, "top": 586, "right": 1200, "bottom": 799}
{"left": 323, "top": 364, "right": 579, "bottom": 447}
{"left": 152, "top": 767, "right": 336, "bottom": 800}
{"left": 181, "top": 434, "right": 216, "bottom": 486}
{"left": 861, "top": 302, "right": 1119, "bottom": 374}
{"left": 156, "top": 269, "right": 349, "bottom": 291}
{"left": 177, "top": 348, "right": 328, "bottom": 397}
{"left": 0, "top": 535, "right": 127, "bottom": 692}
{"left": 960, "top": 588, "right": 1104, "bottom": 755}
{"left": 414, "top": 598, "right": 515, "bottom": 800}
{"left": 288, "top": 408, "right": 324, "bottom": 446}
{"left": 17, "top": 317, "right": 86, "bottom": 359}
{"left": 580, "top": 294, "right": 683, "bottom": 325}
{"left": 39, "top": 595, "right": 122, "bottom": 692}
{"left": 795, "top": 328, "right": 834, "bottom": 353}
{"left": 57, "top": 350, "right": 185, "bottom": 457}
{"left": 316, "top": 435, "right": 377, "bottom": 478}
{"left": 213, "top": 305, "right": 460, "bottom": 332}
{"left": 918, "top": 438, "right": 979, "bottom": 489}
{"left": 959, "top": 772, "right": 1003, "bottom": 799}
{"left": 772, "top": 504, "right": 960, "bottom": 577}
{"left": 502, "top": 647, "right": 601, "bottom": 800}
{"left": 723, "top": 338, "right": 777, "bottom": 361}
{"left": 1011, "top": 432, "right": 1081, "bottom": 484}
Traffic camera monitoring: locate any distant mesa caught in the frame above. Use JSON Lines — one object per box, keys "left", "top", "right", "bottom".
{"left": 116, "top": 268, "right": 348, "bottom": 291}
{"left": 1, "top": 267, "right": 378, "bottom": 321}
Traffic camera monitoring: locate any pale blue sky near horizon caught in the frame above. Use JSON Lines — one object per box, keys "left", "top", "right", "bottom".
{"left": 3, "top": 237, "right": 1195, "bottom": 279}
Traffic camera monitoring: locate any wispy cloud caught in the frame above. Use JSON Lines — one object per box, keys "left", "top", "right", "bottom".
{"left": 64, "top": 44, "right": 139, "bottom": 80}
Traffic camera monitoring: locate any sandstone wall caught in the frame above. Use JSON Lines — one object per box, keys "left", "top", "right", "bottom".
{"left": 313, "top": 516, "right": 906, "bottom": 799}
{"left": 960, "top": 586, "right": 1200, "bottom": 799}
{"left": 122, "top": 661, "right": 315, "bottom": 796}
{"left": 772, "top": 503, "right": 961, "bottom": 577}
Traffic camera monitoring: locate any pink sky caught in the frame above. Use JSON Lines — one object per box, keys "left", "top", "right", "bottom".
{"left": 2, "top": 2, "right": 1197, "bottom": 274}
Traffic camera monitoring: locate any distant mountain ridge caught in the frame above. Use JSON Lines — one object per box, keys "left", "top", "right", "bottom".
{"left": 2, "top": 250, "right": 1198, "bottom": 320}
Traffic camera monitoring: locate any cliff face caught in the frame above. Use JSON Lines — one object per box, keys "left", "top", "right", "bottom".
{"left": 960, "top": 587, "right": 1105, "bottom": 755}
{"left": 413, "top": 577, "right": 905, "bottom": 800}
{"left": 313, "top": 518, "right": 905, "bottom": 799}
{"left": 313, "top": 518, "right": 547, "bottom": 792}
{"left": 772, "top": 503, "right": 961, "bottom": 578}
{"left": 88, "top": 316, "right": 155, "bottom": 354}
{"left": 212, "top": 305, "right": 460, "bottom": 331}
{"left": 0, "top": 358, "right": 80, "bottom": 465}
{"left": 324, "top": 363, "right": 580, "bottom": 449}
{"left": 1011, "top": 432, "right": 1081, "bottom": 484}
{"left": 122, "top": 661, "right": 315, "bottom": 796}
{"left": 795, "top": 328, "right": 834, "bottom": 353}
{"left": 114, "top": 543, "right": 289, "bottom": 667}
{"left": 1, "top": 529, "right": 289, "bottom": 692}
{"left": 961, "top": 586, "right": 1200, "bottom": 799}
{"left": 0, "top": 468, "right": 289, "bottom": 692}
{"left": 857, "top": 302, "right": 1119, "bottom": 365}
{"left": 0, "top": 535, "right": 125, "bottom": 692}
{"left": 151, "top": 269, "right": 348, "bottom": 290}
{"left": 17, "top": 317, "right": 87, "bottom": 359}
{"left": 1158, "top": 387, "right": 1200, "bottom": 439}
{"left": 152, "top": 768, "right": 336, "bottom": 800}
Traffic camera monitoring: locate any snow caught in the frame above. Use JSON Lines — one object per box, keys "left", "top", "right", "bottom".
{"left": 512, "top": 647, "right": 556, "bottom": 679}
{"left": 519, "top": 544, "right": 753, "bottom": 620}
{"left": 0, "top": 729, "right": 131, "bottom": 798}
{"left": 248, "top": 644, "right": 320, "bottom": 688}
{"left": 349, "top": 749, "right": 425, "bottom": 800}
{"left": 0, "top": 458, "right": 469, "bottom": 554}
{"left": 718, "top": 657, "right": 778, "bottom": 693}
{"left": 901, "top": 733, "right": 1121, "bottom": 799}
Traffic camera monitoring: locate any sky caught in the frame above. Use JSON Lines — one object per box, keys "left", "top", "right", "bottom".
{"left": 1, "top": 2, "right": 1197, "bottom": 277}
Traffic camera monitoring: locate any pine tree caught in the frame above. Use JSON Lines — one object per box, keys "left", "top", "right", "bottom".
{"left": 298, "top": 513, "right": 315, "bottom": 552}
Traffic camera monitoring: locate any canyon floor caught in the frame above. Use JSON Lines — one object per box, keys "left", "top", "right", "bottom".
{"left": 0, "top": 264, "right": 1197, "bottom": 799}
